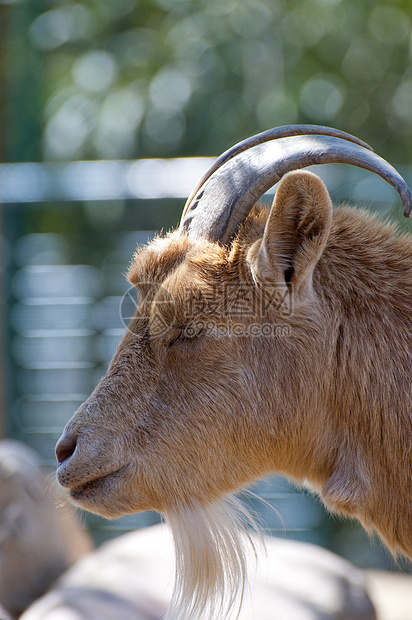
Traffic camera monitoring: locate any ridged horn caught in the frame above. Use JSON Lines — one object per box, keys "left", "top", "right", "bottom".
{"left": 180, "top": 125, "right": 412, "bottom": 245}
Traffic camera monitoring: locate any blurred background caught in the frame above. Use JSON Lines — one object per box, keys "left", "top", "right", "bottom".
{"left": 0, "top": 0, "right": 411, "bottom": 569}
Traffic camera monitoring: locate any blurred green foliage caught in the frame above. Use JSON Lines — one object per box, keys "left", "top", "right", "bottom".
{"left": 2, "top": 0, "right": 412, "bottom": 163}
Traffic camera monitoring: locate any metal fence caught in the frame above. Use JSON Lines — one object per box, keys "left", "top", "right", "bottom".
{"left": 0, "top": 157, "right": 408, "bottom": 563}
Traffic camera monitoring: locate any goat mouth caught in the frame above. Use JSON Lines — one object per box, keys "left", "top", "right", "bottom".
{"left": 70, "top": 477, "right": 107, "bottom": 500}
{"left": 68, "top": 466, "right": 128, "bottom": 501}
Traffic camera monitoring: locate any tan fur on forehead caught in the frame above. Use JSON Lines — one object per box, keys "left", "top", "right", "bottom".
{"left": 127, "top": 232, "right": 193, "bottom": 287}
{"left": 127, "top": 206, "right": 269, "bottom": 289}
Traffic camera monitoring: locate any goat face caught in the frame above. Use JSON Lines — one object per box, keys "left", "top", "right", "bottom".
{"left": 56, "top": 170, "right": 335, "bottom": 519}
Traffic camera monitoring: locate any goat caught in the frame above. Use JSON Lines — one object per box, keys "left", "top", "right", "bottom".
{"left": 55, "top": 125, "right": 412, "bottom": 620}
{"left": 0, "top": 440, "right": 92, "bottom": 618}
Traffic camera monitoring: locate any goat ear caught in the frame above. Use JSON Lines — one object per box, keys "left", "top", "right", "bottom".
{"left": 248, "top": 170, "right": 332, "bottom": 295}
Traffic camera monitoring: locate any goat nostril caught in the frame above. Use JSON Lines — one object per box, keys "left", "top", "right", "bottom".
{"left": 55, "top": 435, "right": 77, "bottom": 464}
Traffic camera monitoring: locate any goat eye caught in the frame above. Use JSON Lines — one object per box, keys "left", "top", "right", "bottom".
{"left": 168, "top": 323, "right": 205, "bottom": 348}
{"left": 167, "top": 332, "right": 186, "bottom": 348}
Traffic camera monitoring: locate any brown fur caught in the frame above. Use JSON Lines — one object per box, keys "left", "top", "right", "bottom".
{"left": 56, "top": 170, "right": 412, "bottom": 618}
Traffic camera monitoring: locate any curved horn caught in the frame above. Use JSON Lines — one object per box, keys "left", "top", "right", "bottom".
{"left": 181, "top": 125, "right": 372, "bottom": 219}
{"left": 180, "top": 126, "right": 412, "bottom": 245}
